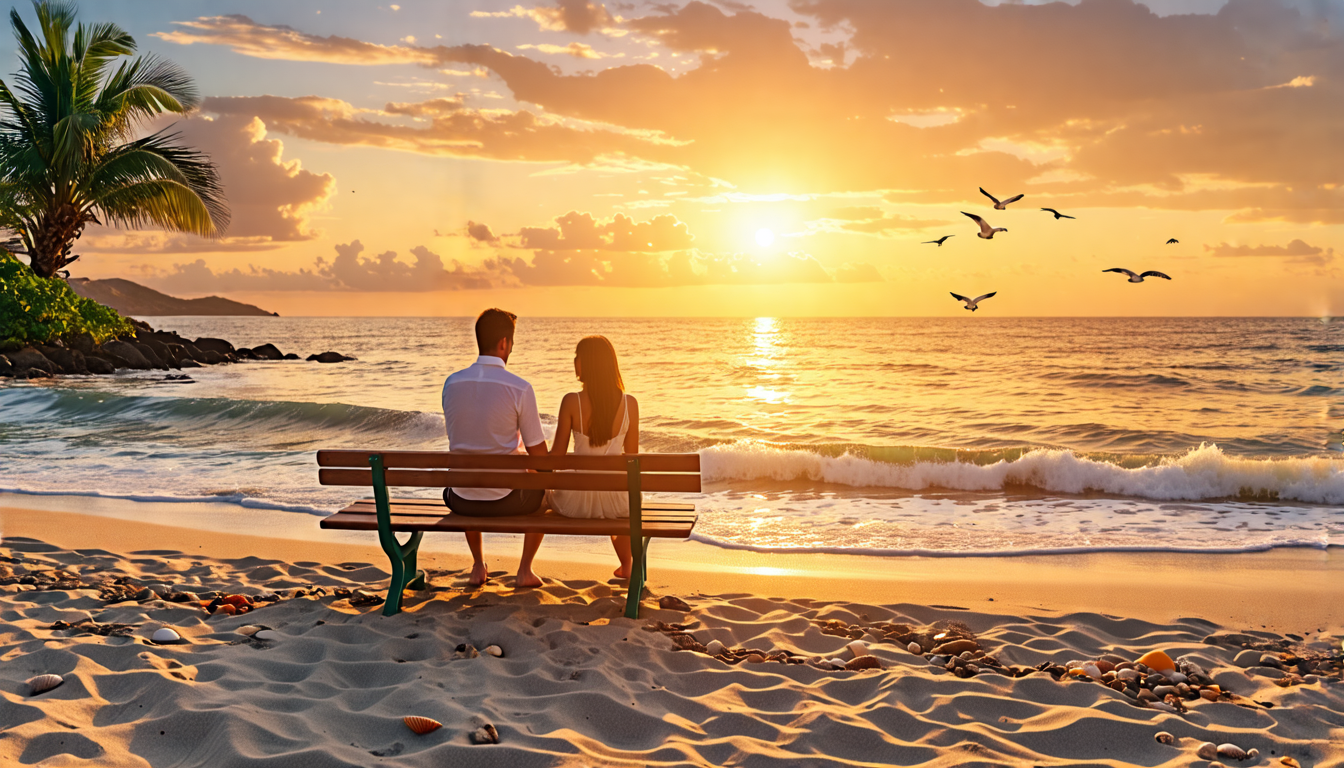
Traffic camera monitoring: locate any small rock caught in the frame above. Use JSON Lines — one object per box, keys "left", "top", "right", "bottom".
{"left": 705, "top": 640, "right": 726, "bottom": 656}
{"left": 844, "top": 655, "right": 882, "bottom": 671}
{"left": 931, "top": 639, "right": 979, "bottom": 656}
{"left": 483, "top": 645, "right": 503, "bottom": 657}
{"left": 658, "top": 596, "right": 691, "bottom": 612}
{"left": 745, "top": 653, "right": 765, "bottom": 663}
{"left": 1149, "top": 701, "right": 1178, "bottom": 713}
{"left": 1216, "top": 743, "right": 1248, "bottom": 760}
{"left": 1117, "top": 668, "right": 1140, "bottom": 681}
{"left": 237, "top": 625, "right": 264, "bottom": 637}
{"left": 134, "top": 587, "right": 154, "bottom": 601}
{"left": 846, "top": 640, "right": 868, "bottom": 658}
{"left": 1081, "top": 663, "right": 1101, "bottom": 679}
{"left": 1153, "top": 685, "right": 1177, "bottom": 698}
{"left": 907, "top": 641, "right": 923, "bottom": 655}
{"left": 1281, "top": 757, "right": 1301, "bottom": 768}
{"left": 1200, "top": 688, "right": 1220, "bottom": 701}
{"left": 1259, "top": 653, "right": 1284, "bottom": 669}
{"left": 151, "top": 628, "right": 182, "bottom": 644}
{"left": 455, "top": 643, "right": 480, "bottom": 659}
{"left": 827, "top": 657, "right": 848, "bottom": 668}
{"left": 1196, "top": 742, "right": 1218, "bottom": 759}
{"left": 26, "top": 674, "right": 64, "bottom": 695}
{"left": 253, "top": 630, "right": 280, "bottom": 641}
{"left": 1154, "top": 731, "right": 1174, "bottom": 745}
{"left": 470, "top": 724, "right": 499, "bottom": 745}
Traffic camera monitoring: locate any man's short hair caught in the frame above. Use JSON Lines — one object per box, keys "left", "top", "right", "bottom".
{"left": 475, "top": 308, "right": 517, "bottom": 355}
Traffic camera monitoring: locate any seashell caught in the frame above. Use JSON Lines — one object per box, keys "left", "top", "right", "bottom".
{"left": 705, "top": 640, "right": 726, "bottom": 656}
{"left": 907, "top": 641, "right": 923, "bottom": 655}
{"left": 846, "top": 641, "right": 868, "bottom": 658}
{"left": 1216, "top": 743, "right": 1248, "bottom": 760}
{"left": 1148, "top": 701, "right": 1178, "bottom": 713}
{"left": 151, "top": 628, "right": 181, "bottom": 644}
{"left": 253, "top": 630, "right": 279, "bottom": 641}
{"left": 1248, "top": 749, "right": 1259, "bottom": 759}
{"left": 470, "top": 723, "right": 499, "bottom": 745}
{"left": 26, "top": 674, "right": 64, "bottom": 695}
{"left": 1154, "top": 731, "right": 1174, "bottom": 745}
{"left": 827, "top": 657, "right": 848, "bottom": 668}
{"left": 1081, "top": 663, "right": 1101, "bottom": 679}
{"left": 454, "top": 643, "right": 479, "bottom": 659}
{"left": 237, "top": 625, "right": 263, "bottom": 637}
{"left": 1197, "top": 742, "right": 1219, "bottom": 759}
{"left": 1135, "top": 650, "right": 1175, "bottom": 673}
{"left": 403, "top": 716, "right": 442, "bottom": 735}
{"left": 483, "top": 645, "right": 503, "bottom": 657}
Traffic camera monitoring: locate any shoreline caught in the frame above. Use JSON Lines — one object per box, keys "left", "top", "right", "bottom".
{"left": 4, "top": 496, "right": 1342, "bottom": 630}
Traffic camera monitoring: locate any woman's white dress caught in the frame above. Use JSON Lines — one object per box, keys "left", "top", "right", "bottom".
{"left": 552, "top": 394, "right": 632, "bottom": 519}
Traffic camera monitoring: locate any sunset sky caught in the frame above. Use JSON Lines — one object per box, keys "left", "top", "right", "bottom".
{"left": 9, "top": 0, "right": 1343, "bottom": 316}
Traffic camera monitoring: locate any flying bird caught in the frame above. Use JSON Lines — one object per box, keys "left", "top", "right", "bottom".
{"left": 1041, "top": 208, "right": 1075, "bottom": 220}
{"left": 1166, "top": 238, "right": 1179, "bottom": 244}
{"left": 950, "top": 291, "right": 996, "bottom": 311}
{"left": 962, "top": 211, "right": 1007, "bottom": 239}
{"left": 1103, "top": 268, "right": 1172, "bottom": 283}
{"left": 980, "top": 188, "right": 1024, "bottom": 210}
{"left": 923, "top": 235, "right": 954, "bottom": 246}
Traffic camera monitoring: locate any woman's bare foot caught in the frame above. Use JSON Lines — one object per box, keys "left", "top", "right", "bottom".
{"left": 515, "top": 568, "right": 543, "bottom": 588}
{"left": 613, "top": 564, "right": 631, "bottom": 579}
{"left": 468, "top": 563, "right": 489, "bottom": 586}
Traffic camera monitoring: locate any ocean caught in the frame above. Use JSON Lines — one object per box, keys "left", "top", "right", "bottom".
{"left": 2, "top": 316, "right": 1342, "bottom": 556}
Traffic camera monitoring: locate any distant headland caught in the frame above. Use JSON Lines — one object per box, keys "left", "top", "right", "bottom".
{"left": 67, "top": 278, "right": 277, "bottom": 317}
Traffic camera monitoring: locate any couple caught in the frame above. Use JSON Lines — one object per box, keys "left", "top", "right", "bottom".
{"left": 440, "top": 308, "right": 639, "bottom": 587}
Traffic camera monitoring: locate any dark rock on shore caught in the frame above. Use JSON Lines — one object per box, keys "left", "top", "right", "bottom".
{"left": 252, "top": 343, "right": 284, "bottom": 360}
{"left": 100, "top": 340, "right": 152, "bottom": 370}
{"left": 130, "top": 341, "right": 170, "bottom": 370}
{"left": 308, "top": 351, "right": 353, "bottom": 363}
{"left": 38, "top": 346, "right": 87, "bottom": 375}
{"left": 9, "top": 348, "right": 56, "bottom": 375}
{"left": 283, "top": 353, "right": 299, "bottom": 360}
{"left": 193, "top": 337, "right": 235, "bottom": 356}
{"left": 84, "top": 355, "right": 116, "bottom": 374}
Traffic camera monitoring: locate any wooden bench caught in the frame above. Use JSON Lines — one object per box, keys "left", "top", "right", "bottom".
{"left": 317, "top": 450, "right": 701, "bottom": 618}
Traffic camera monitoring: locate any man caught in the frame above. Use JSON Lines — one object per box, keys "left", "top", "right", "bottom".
{"left": 442, "top": 308, "right": 548, "bottom": 587}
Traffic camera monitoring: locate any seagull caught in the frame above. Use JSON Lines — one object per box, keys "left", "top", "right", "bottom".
{"left": 1103, "top": 268, "right": 1172, "bottom": 283}
{"left": 950, "top": 291, "right": 996, "bottom": 311}
{"left": 962, "top": 211, "right": 1007, "bottom": 239}
{"left": 980, "top": 187, "right": 1024, "bottom": 210}
{"left": 1041, "top": 208, "right": 1075, "bottom": 220}
{"left": 1166, "top": 238, "right": 1179, "bottom": 244}
{"left": 923, "top": 235, "right": 954, "bottom": 246}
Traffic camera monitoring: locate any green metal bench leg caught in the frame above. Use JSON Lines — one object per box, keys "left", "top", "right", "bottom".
{"left": 624, "top": 458, "right": 645, "bottom": 619}
{"left": 369, "top": 455, "right": 427, "bottom": 616}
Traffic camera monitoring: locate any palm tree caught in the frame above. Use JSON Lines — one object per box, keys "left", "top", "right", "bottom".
{"left": 0, "top": 1, "right": 227, "bottom": 279}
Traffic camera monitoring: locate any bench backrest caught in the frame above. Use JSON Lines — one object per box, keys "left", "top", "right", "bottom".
{"left": 316, "top": 450, "right": 702, "bottom": 493}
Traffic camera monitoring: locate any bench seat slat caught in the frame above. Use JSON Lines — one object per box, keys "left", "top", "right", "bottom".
{"left": 320, "top": 511, "right": 697, "bottom": 538}
{"left": 340, "top": 497, "right": 696, "bottom": 513}
{"left": 319, "top": 468, "right": 701, "bottom": 493}
{"left": 318, "top": 450, "right": 700, "bottom": 473}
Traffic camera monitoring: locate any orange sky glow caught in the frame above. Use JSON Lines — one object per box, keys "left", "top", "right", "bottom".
{"left": 27, "top": 0, "right": 1344, "bottom": 316}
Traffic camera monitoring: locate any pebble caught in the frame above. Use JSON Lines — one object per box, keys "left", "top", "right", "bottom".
{"left": 1117, "top": 668, "right": 1140, "bottom": 681}
{"left": 1152, "top": 685, "right": 1177, "bottom": 699}
{"left": 745, "top": 654, "right": 765, "bottom": 664}
{"left": 26, "top": 674, "right": 63, "bottom": 695}
{"left": 1216, "top": 743, "right": 1249, "bottom": 760}
{"left": 844, "top": 656, "right": 882, "bottom": 671}
{"left": 1148, "top": 701, "right": 1179, "bottom": 713}
{"left": 1081, "top": 663, "right": 1101, "bottom": 679}
{"left": 1259, "top": 653, "right": 1284, "bottom": 669}
{"left": 931, "top": 639, "right": 978, "bottom": 656}
{"left": 237, "top": 625, "right": 264, "bottom": 637}
{"left": 846, "top": 641, "right": 868, "bottom": 658}
{"left": 469, "top": 724, "right": 499, "bottom": 745}
{"left": 658, "top": 596, "right": 691, "bottom": 612}
{"left": 151, "top": 628, "right": 182, "bottom": 644}
{"left": 1200, "top": 688, "right": 1220, "bottom": 701}
{"left": 705, "top": 640, "right": 726, "bottom": 656}
{"left": 1281, "top": 758, "right": 1302, "bottom": 768}
{"left": 907, "top": 641, "right": 923, "bottom": 655}
{"left": 1167, "top": 672, "right": 1188, "bottom": 684}
{"left": 134, "top": 587, "right": 154, "bottom": 601}
{"left": 1154, "top": 731, "right": 1174, "bottom": 745}
{"left": 827, "top": 657, "right": 848, "bottom": 668}
{"left": 253, "top": 630, "right": 280, "bottom": 641}
{"left": 1197, "top": 742, "right": 1219, "bottom": 759}
{"left": 483, "top": 645, "right": 503, "bottom": 657}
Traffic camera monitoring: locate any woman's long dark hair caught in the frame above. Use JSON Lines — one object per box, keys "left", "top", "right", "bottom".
{"left": 576, "top": 335, "right": 625, "bottom": 447}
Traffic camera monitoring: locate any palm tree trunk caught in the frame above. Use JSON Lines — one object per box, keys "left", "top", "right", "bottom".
{"left": 27, "top": 208, "right": 80, "bottom": 278}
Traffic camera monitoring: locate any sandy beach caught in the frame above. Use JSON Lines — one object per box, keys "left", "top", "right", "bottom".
{"left": 3, "top": 501, "right": 1342, "bottom": 767}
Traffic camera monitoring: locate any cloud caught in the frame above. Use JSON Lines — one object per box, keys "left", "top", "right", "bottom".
{"left": 472, "top": 1, "right": 616, "bottom": 34}
{"left": 200, "top": 95, "right": 672, "bottom": 165}
{"left": 147, "top": 241, "right": 514, "bottom": 293}
{"left": 516, "top": 211, "right": 693, "bottom": 251}
{"left": 487, "top": 249, "right": 870, "bottom": 287}
{"left": 803, "top": 207, "right": 951, "bottom": 236}
{"left": 467, "top": 221, "right": 499, "bottom": 242}
{"left": 1205, "top": 239, "right": 1335, "bottom": 264}
{"left": 152, "top": 15, "right": 435, "bottom": 64}
{"left": 516, "top": 42, "right": 622, "bottom": 59}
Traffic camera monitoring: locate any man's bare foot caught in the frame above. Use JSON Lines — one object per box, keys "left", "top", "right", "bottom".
{"left": 613, "top": 564, "right": 631, "bottom": 579}
{"left": 515, "top": 568, "right": 543, "bottom": 588}
{"left": 468, "top": 563, "right": 489, "bottom": 586}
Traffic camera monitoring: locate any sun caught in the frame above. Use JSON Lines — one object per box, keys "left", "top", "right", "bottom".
{"left": 755, "top": 228, "right": 775, "bottom": 247}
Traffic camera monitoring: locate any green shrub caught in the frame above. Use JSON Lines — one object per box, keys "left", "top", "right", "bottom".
{"left": 0, "top": 252, "right": 133, "bottom": 351}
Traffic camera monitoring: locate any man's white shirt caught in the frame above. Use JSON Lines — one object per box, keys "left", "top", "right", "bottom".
{"left": 441, "top": 355, "right": 545, "bottom": 501}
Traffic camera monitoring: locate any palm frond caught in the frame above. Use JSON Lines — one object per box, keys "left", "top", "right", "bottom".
{"left": 95, "top": 178, "right": 220, "bottom": 236}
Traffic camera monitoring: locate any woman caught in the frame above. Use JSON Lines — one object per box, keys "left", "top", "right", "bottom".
{"left": 549, "top": 335, "right": 640, "bottom": 579}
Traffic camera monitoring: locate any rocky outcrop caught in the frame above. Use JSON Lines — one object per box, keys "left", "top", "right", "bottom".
{"left": 3, "top": 321, "right": 353, "bottom": 379}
